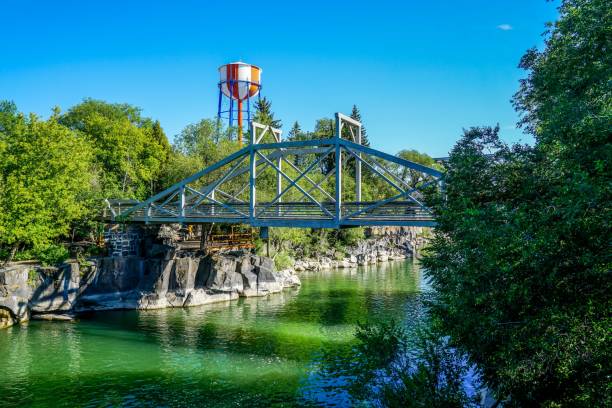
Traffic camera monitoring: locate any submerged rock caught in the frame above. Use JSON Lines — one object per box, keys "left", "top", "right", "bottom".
{"left": 31, "top": 313, "right": 76, "bottom": 322}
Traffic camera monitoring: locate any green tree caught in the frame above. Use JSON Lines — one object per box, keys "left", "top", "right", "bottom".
{"left": 157, "top": 149, "right": 205, "bottom": 190}
{"left": 171, "top": 118, "right": 244, "bottom": 194}
{"left": 150, "top": 120, "right": 171, "bottom": 157}
{"left": 253, "top": 96, "right": 282, "bottom": 128}
{"left": 0, "top": 101, "right": 19, "bottom": 135}
{"left": 287, "top": 121, "right": 303, "bottom": 141}
{"left": 313, "top": 118, "right": 336, "bottom": 174}
{"left": 350, "top": 104, "right": 370, "bottom": 146}
{"left": 0, "top": 106, "right": 93, "bottom": 263}
{"left": 149, "top": 120, "right": 172, "bottom": 193}
{"left": 287, "top": 121, "right": 307, "bottom": 166}
{"left": 174, "top": 119, "right": 239, "bottom": 166}
{"left": 60, "top": 99, "right": 169, "bottom": 200}
{"left": 423, "top": 1, "right": 611, "bottom": 405}
{"left": 396, "top": 149, "right": 441, "bottom": 189}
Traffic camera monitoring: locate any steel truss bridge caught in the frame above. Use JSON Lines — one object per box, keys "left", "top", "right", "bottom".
{"left": 105, "top": 113, "right": 443, "bottom": 228}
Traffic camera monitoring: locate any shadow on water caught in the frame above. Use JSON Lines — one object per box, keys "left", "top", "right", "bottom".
{"left": 0, "top": 260, "right": 428, "bottom": 407}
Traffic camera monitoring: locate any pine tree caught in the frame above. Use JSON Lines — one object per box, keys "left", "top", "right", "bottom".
{"left": 287, "top": 121, "right": 302, "bottom": 141}
{"left": 253, "top": 97, "right": 282, "bottom": 129}
{"left": 350, "top": 105, "right": 370, "bottom": 146}
{"left": 287, "top": 121, "right": 305, "bottom": 166}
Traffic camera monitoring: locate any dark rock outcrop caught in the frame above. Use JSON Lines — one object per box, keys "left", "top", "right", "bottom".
{"left": 0, "top": 251, "right": 300, "bottom": 328}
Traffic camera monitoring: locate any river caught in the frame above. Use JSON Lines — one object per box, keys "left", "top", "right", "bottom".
{"left": 0, "top": 260, "right": 430, "bottom": 407}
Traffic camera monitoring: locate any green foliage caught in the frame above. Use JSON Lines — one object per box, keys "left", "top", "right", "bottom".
{"left": 174, "top": 118, "right": 222, "bottom": 156}
{"left": 59, "top": 98, "right": 170, "bottom": 200}
{"left": 158, "top": 148, "right": 205, "bottom": 189}
{"left": 0, "top": 105, "right": 93, "bottom": 261}
{"left": 337, "top": 227, "right": 365, "bottom": 247}
{"left": 27, "top": 269, "right": 38, "bottom": 287}
{"left": 270, "top": 227, "right": 310, "bottom": 254}
{"left": 76, "top": 252, "right": 93, "bottom": 268}
{"left": 287, "top": 121, "right": 303, "bottom": 141}
{"left": 35, "top": 244, "right": 70, "bottom": 266}
{"left": 172, "top": 118, "right": 240, "bottom": 188}
{"left": 253, "top": 97, "right": 282, "bottom": 128}
{"left": 268, "top": 226, "right": 365, "bottom": 259}
{"left": 274, "top": 251, "right": 294, "bottom": 270}
{"left": 350, "top": 104, "right": 370, "bottom": 146}
{"left": 422, "top": 2, "right": 611, "bottom": 405}
{"left": 12, "top": 250, "right": 35, "bottom": 262}
{"left": 350, "top": 321, "right": 477, "bottom": 408}
{"left": 397, "top": 149, "right": 442, "bottom": 189}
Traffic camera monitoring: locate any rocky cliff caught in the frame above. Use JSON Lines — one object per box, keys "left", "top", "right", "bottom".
{"left": 0, "top": 251, "right": 300, "bottom": 329}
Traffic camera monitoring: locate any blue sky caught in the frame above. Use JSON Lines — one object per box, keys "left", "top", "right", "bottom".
{"left": 1, "top": 1, "right": 558, "bottom": 157}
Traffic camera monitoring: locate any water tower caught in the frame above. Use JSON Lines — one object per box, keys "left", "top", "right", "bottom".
{"left": 217, "top": 62, "right": 262, "bottom": 146}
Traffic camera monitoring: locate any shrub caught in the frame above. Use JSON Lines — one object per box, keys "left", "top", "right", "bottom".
{"left": 12, "top": 249, "right": 35, "bottom": 262}
{"left": 338, "top": 227, "right": 365, "bottom": 247}
{"left": 274, "top": 251, "right": 294, "bottom": 270}
{"left": 35, "top": 244, "right": 69, "bottom": 266}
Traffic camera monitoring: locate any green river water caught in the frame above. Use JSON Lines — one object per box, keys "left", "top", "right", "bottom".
{"left": 0, "top": 261, "right": 430, "bottom": 407}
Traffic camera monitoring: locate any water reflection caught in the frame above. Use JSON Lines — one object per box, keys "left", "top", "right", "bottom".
{"left": 0, "top": 260, "right": 427, "bottom": 407}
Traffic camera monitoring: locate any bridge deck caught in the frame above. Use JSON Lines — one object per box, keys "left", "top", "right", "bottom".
{"left": 104, "top": 201, "right": 435, "bottom": 228}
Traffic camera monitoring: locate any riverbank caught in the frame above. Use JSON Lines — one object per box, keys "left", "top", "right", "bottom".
{"left": 292, "top": 226, "right": 427, "bottom": 271}
{"left": 0, "top": 227, "right": 428, "bottom": 329}
{"left": 0, "top": 252, "right": 300, "bottom": 329}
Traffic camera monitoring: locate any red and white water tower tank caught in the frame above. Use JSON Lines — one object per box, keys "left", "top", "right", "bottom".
{"left": 217, "top": 62, "right": 262, "bottom": 145}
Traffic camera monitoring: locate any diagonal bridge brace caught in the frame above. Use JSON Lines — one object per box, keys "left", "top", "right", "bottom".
{"left": 254, "top": 147, "right": 335, "bottom": 218}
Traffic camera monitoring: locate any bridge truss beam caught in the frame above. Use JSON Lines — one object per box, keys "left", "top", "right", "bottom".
{"left": 105, "top": 113, "right": 443, "bottom": 228}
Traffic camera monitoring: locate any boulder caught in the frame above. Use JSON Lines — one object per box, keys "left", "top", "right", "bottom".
{"left": 275, "top": 269, "right": 301, "bottom": 287}
{"left": 0, "top": 266, "right": 32, "bottom": 327}
{"left": 30, "top": 263, "right": 81, "bottom": 313}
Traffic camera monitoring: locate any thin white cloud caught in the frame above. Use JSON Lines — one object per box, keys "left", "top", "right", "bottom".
{"left": 497, "top": 24, "right": 513, "bottom": 31}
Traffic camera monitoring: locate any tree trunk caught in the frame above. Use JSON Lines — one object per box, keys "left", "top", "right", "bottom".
{"left": 5, "top": 243, "right": 19, "bottom": 264}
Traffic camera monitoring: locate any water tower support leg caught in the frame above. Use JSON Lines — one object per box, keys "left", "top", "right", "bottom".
{"left": 237, "top": 99, "right": 243, "bottom": 146}
{"left": 356, "top": 125, "right": 362, "bottom": 205}
{"left": 229, "top": 97, "right": 234, "bottom": 136}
